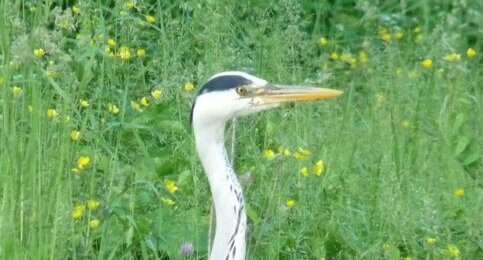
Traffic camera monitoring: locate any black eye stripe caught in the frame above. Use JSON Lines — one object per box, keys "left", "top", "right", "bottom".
{"left": 199, "top": 75, "right": 252, "bottom": 95}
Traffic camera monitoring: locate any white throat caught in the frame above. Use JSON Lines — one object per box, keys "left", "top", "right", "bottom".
{"left": 193, "top": 119, "right": 247, "bottom": 260}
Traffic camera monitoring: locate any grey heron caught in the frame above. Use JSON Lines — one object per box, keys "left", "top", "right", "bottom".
{"left": 191, "top": 71, "right": 343, "bottom": 260}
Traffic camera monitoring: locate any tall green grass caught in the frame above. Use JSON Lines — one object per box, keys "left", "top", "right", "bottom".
{"left": 0, "top": 0, "right": 481, "bottom": 259}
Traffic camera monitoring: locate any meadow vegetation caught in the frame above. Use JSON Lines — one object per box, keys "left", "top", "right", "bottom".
{"left": 0, "top": 0, "right": 481, "bottom": 259}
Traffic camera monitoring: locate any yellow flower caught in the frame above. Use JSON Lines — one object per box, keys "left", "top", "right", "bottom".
{"left": 70, "top": 130, "right": 81, "bottom": 141}
{"left": 125, "top": 1, "right": 136, "bottom": 10}
{"left": 140, "top": 97, "right": 149, "bottom": 107}
{"left": 72, "top": 203, "right": 86, "bottom": 220}
{"left": 80, "top": 99, "right": 90, "bottom": 108}
{"left": 47, "top": 109, "right": 59, "bottom": 118}
{"left": 380, "top": 33, "right": 391, "bottom": 42}
{"left": 33, "top": 48, "right": 46, "bottom": 57}
{"left": 108, "top": 103, "right": 120, "bottom": 114}
{"left": 184, "top": 82, "right": 195, "bottom": 92}
{"left": 160, "top": 197, "right": 176, "bottom": 206}
{"left": 77, "top": 156, "right": 90, "bottom": 170}
{"left": 72, "top": 5, "right": 80, "bottom": 14}
{"left": 137, "top": 48, "right": 146, "bottom": 58}
{"left": 447, "top": 245, "right": 460, "bottom": 257}
{"left": 401, "top": 120, "right": 411, "bottom": 129}
{"left": 319, "top": 37, "right": 328, "bottom": 47}
{"left": 466, "top": 47, "right": 476, "bottom": 58}
{"left": 454, "top": 188, "right": 464, "bottom": 198}
{"left": 299, "top": 167, "right": 308, "bottom": 177}
{"left": 446, "top": 53, "right": 461, "bottom": 62}
{"left": 330, "top": 52, "right": 339, "bottom": 60}
{"left": 118, "top": 46, "right": 131, "bottom": 60}
{"left": 151, "top": 90, "right": 163, "bottom": 100}
{"left": 422, "top": 59, "right": 433, "bottom": 69}
{"left": 264, "top": 149, "right": 275, "bottom": 160}
{"left": 145, "top": 15, "right": 156, "bottom": 23}
{"left": 286, "top": 199, "right": 296, "bottom": 208}
{"left": 165, "top": 180, "right": 178, "bottom": 194}
{"left": 87, "top": 199, "right": 101, "bottom": 210}
{"left": 293, "top": 152, "right": 307, "bottom": 161}
{"left": 313, "top": 160, "right": 325, "bottom": 176}
{"left": 426, "top": 237, "right": 437, "bottom": 245}
{"left": 11, "top": 86, "right": 22, "bottom": 97}
{"left": 395, "top": 31, "right": 404, "bottom": 40}
{"left": 107, "top": 38, "right": 117, "bottom": 47}
{"left": 413, "top": 26, "right": 421, "bottom": 33}
{"left": 89, "top": 219, "right": 100, "bottom": 230}
{"left": 131, "top": 101, "right": 143, "bottom": 112}
{"left": 283, "top": 149, "right": 291, "bottom": 157}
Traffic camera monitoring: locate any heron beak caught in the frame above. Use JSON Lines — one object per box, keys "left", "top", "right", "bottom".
{"left": 253, "top": 85, "right": 343, "bottom": 104}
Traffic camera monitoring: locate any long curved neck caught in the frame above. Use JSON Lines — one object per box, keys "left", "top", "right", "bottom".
{"left": 194, "top": 121, "right": 247, "bottom": 260}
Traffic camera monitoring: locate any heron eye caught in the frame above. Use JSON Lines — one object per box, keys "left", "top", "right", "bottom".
{"left": 236, "top": 86, "right": 248, "bottom": 96}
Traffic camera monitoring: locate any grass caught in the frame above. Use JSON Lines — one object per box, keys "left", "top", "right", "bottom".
{"left": 0, "top": 0, "right": 481, "bottom": 259}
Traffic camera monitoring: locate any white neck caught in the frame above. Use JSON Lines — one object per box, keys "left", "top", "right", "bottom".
{"left": 193, "top": 120, "right": 247, "bottom": 260}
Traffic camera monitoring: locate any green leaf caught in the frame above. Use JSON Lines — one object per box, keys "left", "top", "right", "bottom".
{"left": 454, "top": 136, "right": 471, "bottom": 156}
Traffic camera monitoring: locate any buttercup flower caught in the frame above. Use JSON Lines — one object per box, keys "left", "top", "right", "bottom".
{"left": 72, "top": 5, "right": 80, "bottom": 14}
{"left": 89, "top": 219, "right": 100, "bottom": 230}
{"left": 33, "top": 48, "right": 46, "bottom": 57}
{"left": 87, "top": 199, "right": 100, "bottom": 210}
{"left": 11, "top": 86, "right": 22, "bottom": 97}
{"left": 145, "top": 15, "right": 156, "bottom": 23}
{"left": 446, "top": 53, "right": 461, "bottom": 62}
{"left": 466, "top": 48, "right": 476, "bottom": 58}
{"left": 72, "top": 203, "right": 85, "bottom": 220}
{"left": 108, "top": 103, "right": 120, "bottom": 114}
{"left": 77, "top": 156, "right": 90, "bottom": 170}
{"left": 137, "top": 48, "right": 146, "bottom": 58}
{"left": 299, "top": 167, "right": 308, "bottom": 177}
{"left": 454, "top": 188, "right": 464, "bottom": 198}
{"left": 160, "top": 197, "right": 175, "bottom": 205}
{"left": 70, "top": 130, "right": 81, "bottom": 141}
{"left": 151, "top": 90, "right": 163, "bottom": 100}
{"left": 80, "top": 99, "right": 89, "bottom": 107}
{"left": 319, "top": 37, "right": 328, "bottom": 47}
{"left": 330, "top": 52, "right": 339, "bottom": 60}
{"left": 47, "top": 109, "right": 59, "bottom": 118}
{"left": 286, "top": 199, "right": 296, "bottom": 208}
{"left": 184, "top": 82, "right": 195, "bottom": 92}
{"left": 131, "top": 101, "right": 143, "bottom": 112}
{"left": 140, "top": 97, "right": 149, "bottom": 107}
{"left": 426, "top": 237, "right": 436, "bottom": 245}
{"left": 313, "top": 160, "right": 325, "bottom": 176}
{"left": 107, "top": 38, "right": 116, "bottom": 47}
{"left": 165, "top": 180, "right": 178, "bottom": 194}
{"left": 447, "top": 245, "right": 460, "bottom": 257}
{"left": 264, "top": 149, "right": 275, "bottom": 160}
{"left": 422, "top": 59, "right": 433, "bottom": 69}
{"left": 118, "top": 46, "right": 131, "bottom": 60}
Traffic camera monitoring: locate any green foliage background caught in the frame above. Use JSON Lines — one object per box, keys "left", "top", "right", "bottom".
{"left": 0, "top": 0, "right": 481, "bottom": 259}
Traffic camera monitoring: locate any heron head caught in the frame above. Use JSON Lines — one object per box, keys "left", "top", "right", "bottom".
{"left": 191, "top": 71, "right": 343, "bottom": 126}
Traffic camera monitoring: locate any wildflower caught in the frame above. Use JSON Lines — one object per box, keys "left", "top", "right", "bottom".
{"left": 466, "top": 48, "right": 476, "bottom": 58}
{"left": 104, "top": 47, "right": 114, "bottom": 57}
{"left": 11, "top": 86, "right": 22, "bottom": 97}
{"left": 72, "top": 5, "right": 80, "bottom": 14}
{"left": 454, "top": 188, "right": 464, "bottom": 198}
{"left": 118, "top": 46, "right": 131, "bottom": 60}
{"left": 426, "top": 237, "right": 437, "bottom": 245}
{"left": 413, "top": 27, "right": 422, "bottom": 33}
{"left": 140, "top": 97, "right": 149, "bottom": 107}
{"left": 87, "top": 199, "right": 100, "bottom": 210}
{"left": 401, "top": 120, "right": 411, "bottom": 129}
{"left": 329, "top": 52, "right": 339, "bottom": 60}
{"left": 145, "top": 15, "right": 156, "bottom": 23}
{"left": 77, "top": 156, "right": 90, "bottom": 170}
{"left": 33, "top": 48, "right": 46, "bottom": 57}
{"left": 107, "top": 38, "right": 117, "bottom": 47}
{"left": 422, "top": 59, "right": 433, "bottom": 69}
{"left": 184, "top": 82, "right": 195, "bottom": 92}
{"left": 286, "top": 199, "right": 296, "bottom": 208}
{"left": 47, "top": 108, "right": 59, "bottom": 118}
{"left": 381, "top": 33, "right": 391, "bottom": 42}
{"left": 165, "top": 180, "right": 178, "bottom": 194}
{"left": 299, "top": 167, "right": 308, "bottom": 177}
{"left": 277, "top": 146, "right": 291, "bottom": 157}
{"left": 80, "top": 99, "right": 90, "bottom": 108}
{"left": 293, "top": 152, "right": 307, "bottom": 161}
{"left": 136, "top": 48, "right": 146, "bottom": 58}
{"left": 89, "top": 219, "right": 100, "bottom": 230}
{"left": 313, "top": 160, "right": 325, "bottom": 176}
{"left": 72, "top": 203, "right": 85, "bottom": 220}
{"left": 319, "top": 37, "right": 328, "bottom": 47}
{"left": 108, "top": 103, "right": 120, "bottom": 114}
{"left": 446, "top": 53, "right": 461, "bottom": 62}
{"left": 151, "top": 90, "right": 163, "bottom": 100}
{"left": 70, "top": 130, "right": 81, "bottom": 141}
{"left": 395, "top": 31, "right": 404, "bottom": 40}
{"left": 125, "top": 1, "right": 136, "bottom": 10}
{"left": 447, "top": 245, "right": 460, "bottom": 257}
{"left": 180, "top": 242, "right": 194, "bottom": 257}
{"left": 264, "top": 149, "right": 275, "bottom": 160}
{"left": 160, "top": 197, "right": 175, "bottom": 206}
{"left": 131, "top": 101, "right": 143, "bottom": 112}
